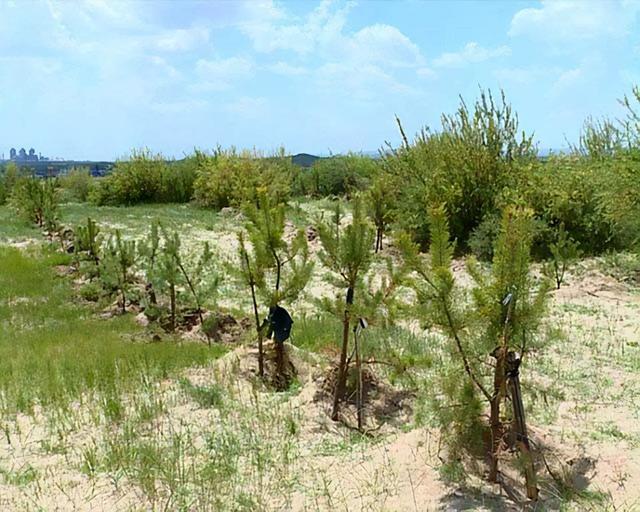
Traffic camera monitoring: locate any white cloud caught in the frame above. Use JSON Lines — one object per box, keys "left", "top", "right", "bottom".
{"left": 268, "top": 62, "right": 309, "bottom": 76}
{"left": 552, "top": 67, "right": 584, "bottom": 92}
{"left": 348, "top": 24, "right": 424, "bottom": 67}
{"left": 239, "top": 1, "right": 424, "bottom": 67}
{"left": 509, "top": 0, "right": 640, "bottom": 41}
{"left": 194, "top": 57, "right": 253, "bottom": 91}
{"left": 154, "top": 26, "right": 210, "bottom": 52}
{"left": 315, "top": 62, "right": 415, "bottom": 102}
{"left": 433, "top": 42, "right": 511, "bottom": 68}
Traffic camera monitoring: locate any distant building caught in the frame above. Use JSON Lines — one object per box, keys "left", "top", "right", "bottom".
{"left": 8, "top": 146, "right": 46, "bottom": 162}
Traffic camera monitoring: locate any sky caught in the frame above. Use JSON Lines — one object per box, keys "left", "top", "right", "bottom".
{"left": 0, "top": 0, "right": 639, "bottom": 161}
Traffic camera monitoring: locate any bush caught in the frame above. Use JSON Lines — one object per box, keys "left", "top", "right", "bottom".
{"left": 382, "top": 90, "right": 535, "bottom": 250}
{"left": 511, "top": 155, "right": 633, "bottom": 256}
{"left": 9, "top": 176, "right": 60, "bottom": 231}
{"left": 293, "top": 154, "right": 377, "bottom": 198}
{"left": 91, "top": 149, "right": 197, "bottom": 205}
{"left": 0, "top": 162, "right": 21, "bottom": 205}
{"left": 59, "top": 167, "right": 93, "bottom": 202}
{"left": 193, "top": 148, "right": 296, "bottom": 210}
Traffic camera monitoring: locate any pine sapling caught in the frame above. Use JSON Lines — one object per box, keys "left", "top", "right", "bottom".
{"left": 366, "top": 174, "right": 395, "bottom": 253}
{"left": 546, "top": 222, "right": 581, "bottom": 289}
{"left": 317, "top": 197, "right": 375, "bottom": 420}
{"left": 101, "top": 230, "right": 136, "bottom": 314}
{"left": 400, "top": 205, "right": 548, "bottom": 498}
{"left": 240, "top": 189, "right": 313, "bottom": 386}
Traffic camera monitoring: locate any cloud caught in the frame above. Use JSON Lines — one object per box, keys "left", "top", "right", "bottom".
{"left": 239, "top": 1, "right": 423, "bottom": 67}
{"left": 238, "top": 0, "right": 347, "bottom": 54}
{"left": 153, "top": 26, "right": 210, "bottom": 52}
{"left": 194, "top": 57, "right": 254, "bottom": 91}
{"left": 315, "top": 62, "right": 415, "bottom": 102}
{"left": 268, "top": 62, "right": 309, "bottom": 76}
{"left": 509, "top": 0, "right": 640, "bottom": 41}
{"left": 433, "top": 42, "right": 511, "bottom": 68}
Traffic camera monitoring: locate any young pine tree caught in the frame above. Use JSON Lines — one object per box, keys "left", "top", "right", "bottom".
{"left": 74, "top": 217, "right": 102, "bottom": 277}
{"left": 366, "top": 174, "right": 396, "bottom": 253}
{"left": 401, "top": 205, "right": 547, "bottom": 498}
{"left": 100, "top": 230, "right": 136, "bottom": 314}
{"left": 545, "top": 222, "right": 581, "bottom": 289}
{"left": 238, "top": 190, "right": 313, "bottom": 386}
{"left": 317, "top": 197, "right": 375, "bottom": 420}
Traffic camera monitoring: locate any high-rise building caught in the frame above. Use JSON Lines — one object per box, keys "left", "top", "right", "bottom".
{"left": 9, "top": 148, "right": 16, "bottom": 160}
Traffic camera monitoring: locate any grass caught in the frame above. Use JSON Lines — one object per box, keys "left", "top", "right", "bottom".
{"left": 0, "top": 245, "right": 226, "bottom": 415}
{"left": 0, "top": 206, "right": 38, "bottom": 241}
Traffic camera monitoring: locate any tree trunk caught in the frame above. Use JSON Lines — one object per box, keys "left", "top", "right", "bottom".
{"left": 249, "top": 283, "right": 264, "bottom": 377}
{"left": 355, "top": 326, "right": 363, "bottom": 431}
{"left": 489, "top": 346, "right": 507, "bottom": 483}
{"left": 170, "top": 283, "right": 176, "bottom": 332}
{"left": 332, "top": 286, "right": 354, "bottom": 421}
{"left": 275, "top": 340, "right": 285, "bottom": 390}
{"left": 506, "top": 351, "right": 538, "bottom": 500}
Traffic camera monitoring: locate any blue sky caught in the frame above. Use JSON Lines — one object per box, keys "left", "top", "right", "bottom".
{"left": 1, "top": 0, "right": 639, "bottom": 161}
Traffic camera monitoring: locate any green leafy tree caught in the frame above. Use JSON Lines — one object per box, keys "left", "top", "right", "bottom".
{"left": 317, "top": 197, "right": 375, "bottom": 420}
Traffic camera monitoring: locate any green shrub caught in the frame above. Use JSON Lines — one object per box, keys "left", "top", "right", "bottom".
{"left": 293, "top": 154, "right": 378, "bottom": 198}
{"left": 91, "top": 149, "right": 196, "bottom": 205}
{"left": 9, "top": 176, "right": 60, "bottom": 231}
{"left": 0, "top": 162, "right": 22, "bottom": 205}
{"left": 193, "top": 148, "right": 296, "bottom": 210}
{"left": 59, "top": 167, "right": 94, "bottom": 202}
{"left": 512, "top": 155, "right": 628, "bottom": 256}
{"left": 382, "top": 90, "right": 535, "bottom": 250}
{"left": 468, "top": 213, "right": 501, "bottom": 261}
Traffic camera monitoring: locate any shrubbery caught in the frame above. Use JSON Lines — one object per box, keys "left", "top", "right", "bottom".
{"left": 293, "top": 154, "right": 378, "bottom": 197}
{"left": 59, "top": 167, "right": 93, "bottom": 202}
{"left": 193, "top": 148, "right": 296, "bottom": 210}
{"left": 91, "top": 149, "right": 197, "bottom": 205}
{"left": 382, "top": 87, "right": 640, "bottom": 258}
{"left": 381, "top": 90, "right": 536, "bottom": 251}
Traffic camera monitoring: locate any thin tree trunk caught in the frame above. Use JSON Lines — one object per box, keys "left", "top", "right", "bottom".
{"left": 355, "top": 325, "right": 363, "bottom": 431}
{"left": 332, "top": 286, "right": 354, "bottom": 421}
{"left": 275, "top": 340, "right": 285, "bottom": 389}
{"left": 170, "top": 283, "right": 176, "bottom": 332}
{"left": 489, "top": 346, "right": 507, "bottom": 483}
{"left": 506, "top": 351, "right": 538, "bottom": 500}
{"left": 249, "top": 283, "right": 264, "bottom": 377}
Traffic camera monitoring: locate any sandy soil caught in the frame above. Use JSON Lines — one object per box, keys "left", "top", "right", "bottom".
{"left": 1, "top": 230, "right": 639, "bottom": 510}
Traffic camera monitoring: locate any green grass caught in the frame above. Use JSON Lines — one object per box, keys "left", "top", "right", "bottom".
{"left": 0, "top": 205, "right": 39, "bottom": 241}
{"left": 0, "top": 245, "right": 226, "bottom": 415}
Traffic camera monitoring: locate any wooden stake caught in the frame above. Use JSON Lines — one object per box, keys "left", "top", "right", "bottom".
{"left": 506, "top": 351, "right": 538, "bottom": 501}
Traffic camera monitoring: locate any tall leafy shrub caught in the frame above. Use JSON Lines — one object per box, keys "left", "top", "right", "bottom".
{"left": 91, "top": 149, "right": 196, "bottom": 205}
{"left": 382, "top": 89, "right": 535, "bottom": 249}
{"left": 193, "top": 148, "right": 296, "bottom": 210}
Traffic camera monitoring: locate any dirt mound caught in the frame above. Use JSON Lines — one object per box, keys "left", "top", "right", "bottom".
{"left": 315, "top": 363, "right": 414, "bottom": 432}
